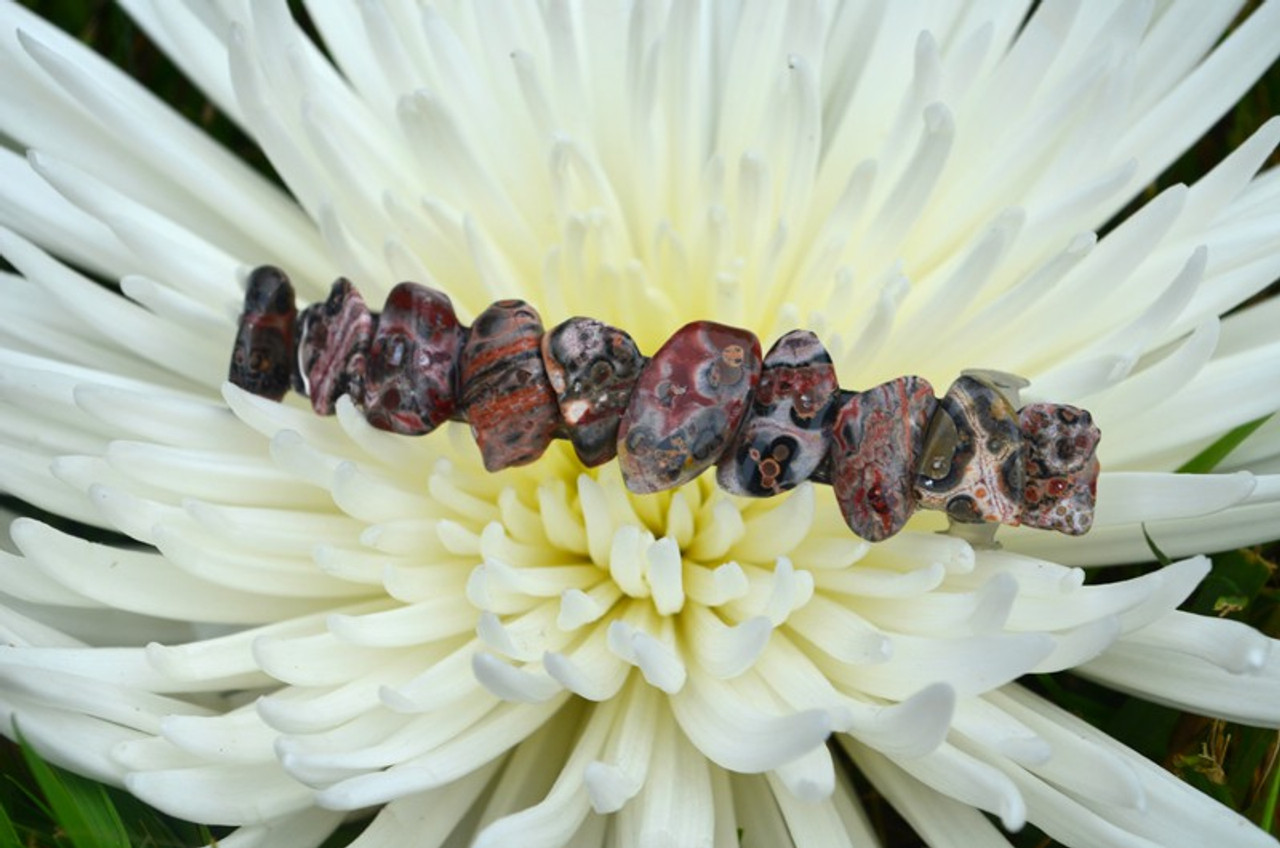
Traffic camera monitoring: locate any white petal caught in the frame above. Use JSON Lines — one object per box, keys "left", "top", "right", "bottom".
{"left": 472, "top": 652, "right": 562, "bottom": 703}
{"left": 1081, "top": 619, "right": 1280, "bottom": 727}
{"left": 12, "top": 518, "right": 332, "bottom": 623}
{"left": 853, "top": 742, "right": 1013, "bottom": 848}
{"left": 828, "top": 631, "right": 1053, "bottom": 700}
{"left": 584, "top": 676, "right": 659, "bottom": 814}
{"left": 472, "top": 699, "right": 619, "bottom": 848}
{"left": 125, "top": 761, "right": 316, "bottom": 825}
{"left": 190, "top": 810, "right": 343, "bottom": 848}
{"left": 844, "top": 736, "right": 1025, "bottom": 832}
{"left": 314, "top": 696, "right": 569, "bottom": 809}
{"left": 341, "top": 763, "right": 500, "bottom": 848}
{"left": 669, "top": 672, "right": 832, "bottom": 774}
{"left": 999, "top": 684, "right": 1278, "bottom": 848}
{"left": 685, "top": 607, "right": 771, "bottom": 679}
{"left": 615, "top": 710, "right": 715, "bottom": 848}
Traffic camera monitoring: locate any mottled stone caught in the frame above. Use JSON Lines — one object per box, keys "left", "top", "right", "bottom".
{"left": 296, "top": 279, "right": 375, "bottom": 415}
{"left": 916, "top": 375, "right": 1025, "bottom": 525}
{"left": 229, "top": 265, "right": 297, "bottom": 400}
{"left": 618, "top": 321, "right": 762, "bottom": 494}
{"left": 363, "top": 282, "right": 463, "bottom": 436}
{"left": 831, "top": 376, "right": 937, "bottom": 541}
{"left": 1019, "top": 403, "right": 1101, "bottom": 535}
{"left": 717, "top": 330, "right": 839, "bottom": 496}
{"left": 541, "top": 317, "right": 645, "bottom": 467}
{"left": 460, "top": 300, "right": 561, "bottom": 471}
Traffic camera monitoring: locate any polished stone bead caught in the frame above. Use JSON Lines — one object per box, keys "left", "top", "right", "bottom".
{"left": 1019, "top": 403, "right": 1101, "bottom": 535}
{"left": 618, "top": 321, "right": 762, "bottom": 494}
{"left": 831, "top": 376, "right": 937, "bottom": 541}
{"left": 229, "top": 265, "right": 297, "bottom": 400}
{"left": 460, "top": 300, "right": 561, "bottom": 471}
{"left": 916, "top": 375, "right": 1025, "bottom": 525}
{"left": 296, "top": 279, "right": 375, "bottom": 415}
{"left": 717, "top": 330, "right": 839, "bottom": 496}
{"left": 363, "top": 282, "right": 463, "bottom": 436}
{"left": 541, "top": 317, "right": 645, "bottom": 467}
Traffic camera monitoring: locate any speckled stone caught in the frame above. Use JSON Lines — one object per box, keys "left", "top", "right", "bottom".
{"left": 363, "top": 282, "right": 463, "bottom": 436}
{"left": 229, "top": 265, "right": 297, "bottom": 400}
{"left": 916, "top": 375, "right": 1025, "bottom": 525}
{"left": 831, "top": 376, "right": 937, "bottom": 541}
{"left": 295, "top": 279, "right": 375, "bottom": 415}
{"left": 1019, "top": 403, "right": 1100, "bottom": 535}
{"left": 618, "top": 321, "right": 762, "bottom": 494}
{"left": 541, "top": 317, "right": 646, "bottom": 467}
{"left": 717, "top": 330, "right": 839, "bottom": 496}
{"left": 460, "top": 300, "right": 561, "bottom": 471}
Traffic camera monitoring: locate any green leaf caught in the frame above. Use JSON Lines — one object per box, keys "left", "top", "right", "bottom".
{"left": 1177, "top": 415, "right": 1273, "bottom": 474}
{"left": 1102, "top": 698, "right": 1181, "bottom": 762}
{"left": 16, "top": 731, "right": 129, "bottom": 848}
{"left": 1259, "top": 742, "right": 1280, "bottom": 833}
{"left": 0, "top": 802, "right": 21, "bottom": 848}
{"left": 1185, "top": 548, "right": 1274, "bottom": 618}
{"left": 1142, "top": 524, "right": 1172, "bottom": 566}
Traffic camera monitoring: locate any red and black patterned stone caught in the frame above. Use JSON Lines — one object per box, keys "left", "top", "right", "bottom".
{"left": 916, "top": 375, "right": 1025, "bottom": 525}
{"left": 717, "top": 330, "right": 839, "bottom": 496}
{"left": 618, "top": 321, "right": 762, "bottom": 494}
{"left": 460, "top": 300, "right": 562, "bottom": 471}
{"left": 541, "top": 317, "right": 646, "bottom": 467}
{"left": 229, "top": 265, "right": 297, "bottom": 401}
{"left": 363, "top": 282, "right": 463, "bottom": 436}
{"left": 831, "top": 376, "right": 937, "bottom": 541}
{"left": 295, "top": 278, "right": 375, "bottom": 415}
{"left": 1019, "top": 403, "right": 1101, "bottom": 535}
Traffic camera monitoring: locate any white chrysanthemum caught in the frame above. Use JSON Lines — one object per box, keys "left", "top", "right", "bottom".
{"left": 1, "top": 1, "right": 1279, "bottom": 846}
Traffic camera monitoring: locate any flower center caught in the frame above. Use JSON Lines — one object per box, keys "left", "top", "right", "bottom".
{"left": 457, "top": 445, "right": 825, "bottom": 703}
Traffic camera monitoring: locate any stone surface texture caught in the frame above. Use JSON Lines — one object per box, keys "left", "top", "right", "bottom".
{"left": 363, "top": 282, "right": 464, "bottom": 436}
{"left": 916, "top": 375, "right": 1025, "bottom": 525}
{"left": 229, "top": 265, "right": 297, "bottom": 400}
{"left": 541, "top": 317, "right": 646, "bottom": 467}
{"left": 717, "top": 330, "right": 839, "bottom": 496}
{"left": 460, "top": 300, "right": 561, "bottom": 471}
{"left": 618, "top": 321, "right": 762, "bottom": 494}
{"left": 1019, "top": 403, "right": 1101, "bottom": 535}
{"left": 296, "top": 278, "right": 375, "bottom": 415}
{"left": 831, "top": 376, "right": 937, "bottom": 541}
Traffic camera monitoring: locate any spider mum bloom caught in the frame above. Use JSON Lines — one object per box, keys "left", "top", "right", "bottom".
{"left": 1, "top": 1, "right": 1280, "bottom": 846}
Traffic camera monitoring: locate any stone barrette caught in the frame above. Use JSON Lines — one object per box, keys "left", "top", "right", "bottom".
{"left": 229, "top": 266, "right": 1101, "bottom": 543}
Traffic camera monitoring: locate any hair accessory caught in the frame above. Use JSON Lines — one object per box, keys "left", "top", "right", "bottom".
{"left": 230, "top": 267, "right": 1100, "bottom": 542}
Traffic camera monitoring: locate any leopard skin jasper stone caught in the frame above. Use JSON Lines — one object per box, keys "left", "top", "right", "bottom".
{"left": 831, "top": 376, "right": 937, "bottom": 541}
{"left": 541, "top": 317, "right": 645, "bottom": 467}
{"left": 618, "top": 321, "right": 762, "bottom": 494}
{"left": 1019, "top": 403, "right": 1101, "bottom": 535}
{"left": 717, "top": 330, "right": 839, "bottom": 496}
{"left": 229, "top": 265, "right": 297, "bottom": 400}
{"left": 296, "top": 278, "right": 375, "bottom": 415}
{"left": 363, "top": 282, "right": 463, "bottom": 436}
{"left": 460, "top": 299, "right": 562, "bottom": 471}
{"left": 916, "top": 375, "right": 1025, "bottom": 525}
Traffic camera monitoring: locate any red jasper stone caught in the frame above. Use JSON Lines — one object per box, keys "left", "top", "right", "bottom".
{"left": 363, "top": 282, "right": 463, "bottom": 435}
{"left": 229, "top": 265, "right": 297, "bottom": 400}
{"left": 296, "top": 279, "right": 375, "bottom": 415}
{"left": 916, "top": 375, "right": 1025, "bottom": 525}
{"left": 460, "top": 300, "right": 562, "bottom": 471}
{"left": 717, "top": 330, "right": 839, "bottom": 496}
{"left": 618, "top": 321, "right": 762, "bottom": 494}
{"left": 541, "top": 317, "right": 645, "bottom": 467}
{"left": 1019, "top": 403, "right": 1100, "bottom": 535}
{"left": 831, "top": 376, "right": 937, "bottom": 541}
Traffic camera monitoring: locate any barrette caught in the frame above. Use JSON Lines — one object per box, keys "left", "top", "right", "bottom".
{"left": 230, "top": 266, "right": 1100, "bottom": 543}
